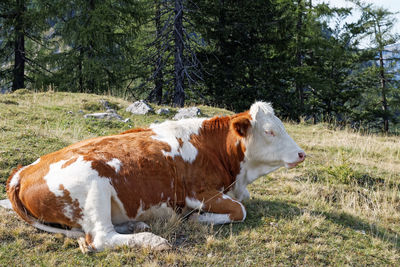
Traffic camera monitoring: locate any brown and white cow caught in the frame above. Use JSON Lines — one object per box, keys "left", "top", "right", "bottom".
{"left": 5, "top": 101, "right": 305, "bottom": 252}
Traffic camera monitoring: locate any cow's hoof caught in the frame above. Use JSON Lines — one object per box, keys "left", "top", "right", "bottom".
{"left": 130, "top": 232, "right": 172, "bottom": 251}
{"left": 151, "top": 237, "right": 172, "bottom": 251}
{"left": 153, "top": 241, "right": 172, "bottom": 251}
{"left": 78, "top": 236, "right": 95, "bottom": 254}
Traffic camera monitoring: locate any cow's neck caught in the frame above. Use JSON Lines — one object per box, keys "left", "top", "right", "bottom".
{"left": 198, "top": 115, "right": 246, "bottom": 190}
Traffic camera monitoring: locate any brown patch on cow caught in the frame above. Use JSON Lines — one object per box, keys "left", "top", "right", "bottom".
{"left": 120, "top": 128, "right": 151, "bottom": 135}
{"left": 196, "top": 191, "right": 245, "bottom": 221}
{"left": 58, "top": 185, "right": 83, "bottom": 223}
{"left": 61, "top": 157, "right": 78, "bottom": 168}
{"left": 230, "top": 114, "right": 252, "bottom": 138}
{"left": 177, "top": 138, "right": 184, "bottom": 147}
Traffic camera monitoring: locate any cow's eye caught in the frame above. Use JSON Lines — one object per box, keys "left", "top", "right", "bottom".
{"left": 265, "top": 130, "right": 275, "bottom": 136}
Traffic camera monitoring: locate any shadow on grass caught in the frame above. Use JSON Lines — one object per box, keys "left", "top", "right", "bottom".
{"left": 227, "top": 198, "right": 400, "bottom": 249}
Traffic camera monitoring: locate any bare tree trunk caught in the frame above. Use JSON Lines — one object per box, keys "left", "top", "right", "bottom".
{"left": 375, "top": 20, "right": 389, "bottom": 133}
{"left": 12, "top": 0, "right": 25, "bottom": 91}
{"left": 87, "top": 0, "right": 96, "bottom": 93}
{"left": 78, "top": 49, "right": 84, "bottom": 92}
{"left": 173, "top": 0, "right": 185, "bottom": 107}
{"left": 152, "top": 0, "right": 163, "bottom": 104}
{"left": 379, "top": 50, "right": 389, "bottom": 132}
{"left": 295, "top": 0, "right": 304, "bottom": 117}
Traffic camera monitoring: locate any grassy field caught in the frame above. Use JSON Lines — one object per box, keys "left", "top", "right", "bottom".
{"left": 0, "top": 91, "right": 399, "bottom": 266}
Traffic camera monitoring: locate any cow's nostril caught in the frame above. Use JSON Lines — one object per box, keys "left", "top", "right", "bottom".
{"left": 298, "top": 152, "right": 305, "bottom": 160}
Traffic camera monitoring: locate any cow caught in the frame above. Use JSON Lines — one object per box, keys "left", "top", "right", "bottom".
{"left": 6, "top": 101, "right": 305, "bottom": 252}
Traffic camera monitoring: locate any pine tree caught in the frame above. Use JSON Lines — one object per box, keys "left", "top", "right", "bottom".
{"left": 350, "top": 0, "right": 399, "bottom": 132}
{"left": 0, "top": 0, "right": 49, "bottom": 91}
{"left": 190, "top": 0, "right": 298, "bottom": 112}
{"left": 39, "top": 0, "right": 148, "bottom": 94}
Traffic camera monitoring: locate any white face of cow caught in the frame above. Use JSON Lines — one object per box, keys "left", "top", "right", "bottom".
{"left": 246, "top": 102, "right": 305, "bottom": 169}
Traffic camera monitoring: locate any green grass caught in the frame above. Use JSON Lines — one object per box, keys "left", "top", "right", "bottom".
{"left": 0, "top": 91, "right": 399, "bottom": 265}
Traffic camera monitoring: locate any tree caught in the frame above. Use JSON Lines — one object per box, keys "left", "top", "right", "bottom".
{"left": 351, "top": 0, "right": 399, "bottom": 132}
{"left": 148, "top": 0, "right": 164, "bottom": 104}
{"left": 144, "top": 0, "right": 203, "bottom": 107}
{"left": 190, "top": 0, "right": 299, "bottom": 112}
{"left": 38, "top": 0, "right": 148, "bottom": 94}
{"left": 0, "top": 0, "right": 48, "bottom": 91}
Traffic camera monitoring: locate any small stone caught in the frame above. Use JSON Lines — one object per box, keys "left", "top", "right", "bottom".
{"left": 0, "top": 199, "right": 12, "bottom": 210}
{"left": 126, "top": 100, "right": 153, "bottom": 115}
{"left": 100, "top": 99, "right": 111, "bottom": 110}
{"left": 84, "top": 112, "right": 124, "bottom": 121}
{"left": 156, "top": 108, "right": 170, "bottom": 115}
{"left": 173, "top": 107, "right": 201, "bottom": 120}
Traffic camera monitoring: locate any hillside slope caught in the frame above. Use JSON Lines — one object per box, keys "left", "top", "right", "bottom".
{"left": 0, "top": 92, "right": 399, "bottom": 265}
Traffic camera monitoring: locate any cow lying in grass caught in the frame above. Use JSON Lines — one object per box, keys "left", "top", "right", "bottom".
{"left": 5, "top": 101, "right": 305, "bottom": 252}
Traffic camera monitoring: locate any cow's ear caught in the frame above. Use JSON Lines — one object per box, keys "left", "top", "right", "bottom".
{"left": 231, "top": 116, "right": 251, "bottom": 138}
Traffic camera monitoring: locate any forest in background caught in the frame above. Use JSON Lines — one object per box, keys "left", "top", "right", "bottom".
{"left": 1, "top": 0, "right": 399, "bottom": 132}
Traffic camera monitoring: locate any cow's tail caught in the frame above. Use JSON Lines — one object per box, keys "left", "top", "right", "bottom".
{"left": 5, "top": 166, "right": 84, "bottom": 238}
{"left": 6, "top": 165, "right": 33, "bottom": 224}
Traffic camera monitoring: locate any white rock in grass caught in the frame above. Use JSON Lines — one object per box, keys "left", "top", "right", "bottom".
{"left": 100, "top": 99, "right": 111, "bottom": 110}
{"left": 84, "top": 111, "right": 124, "bottom": 121}
{"left": 126, "top": 100, "right": 153, "bottom": 115}
{"left": 156, "top": 108, "right": 170, "bottom": 115}
{"left": 173, "top": 107, "right": 201, "bottom": 120}
{"left": 0, "top": 199, "right": 12, "bottom": 210}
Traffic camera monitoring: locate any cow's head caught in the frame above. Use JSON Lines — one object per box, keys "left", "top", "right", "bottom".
{"left": 232, "top": 101, "right": 305, "bottom": 169}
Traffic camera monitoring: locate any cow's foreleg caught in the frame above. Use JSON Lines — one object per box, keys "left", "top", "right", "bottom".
{"left": 78, "top": 180, "right": 170, "bottom": 252}
{"left": 186, "top": 192, "right": 246, "bottom": 225}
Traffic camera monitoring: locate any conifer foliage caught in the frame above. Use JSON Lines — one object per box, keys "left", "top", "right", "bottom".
{"left": 0, "top": 0, "right": 399, "bottom": 132}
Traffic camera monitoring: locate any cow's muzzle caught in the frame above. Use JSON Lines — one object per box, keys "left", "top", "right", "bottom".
{"left": 285, "top": 151, "right": 306, "bottom": 169}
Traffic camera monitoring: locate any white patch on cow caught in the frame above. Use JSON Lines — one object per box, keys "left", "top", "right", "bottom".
{"left": 31, "top": 158, "right": 41, "bottom": 166}
{"left": 107, "top": 158, "right": 122, "bottom": 173}
{"left": 221, "top": 194, "right": 246, "bottom": 221}
{"left": 9, "top": 158, "right": 41, "bottom": 188}
{"left": 63, "top": 205, "right": 74, "bottom": 220}
{"left": 170, "top": 180, "right": 174, "bottom": 189}
{"left": 9, "top": 168, "right": 24, "bottom": 188}
{"left": 185, "top": 197, "right": 204, "bottom": 210}
{"left": 43, "top": 156, "right": 126, "bottom": 227}
{"left": 150, "top": 118, "right": 206, "bottom": 163}
{"left": 196, "top": 213, "right": 231, "bottom": 224}
{"left": 230, "top": 159, "right": 280, "bottom": 201}
{"left": 249, "top": 101, "right": 274, "bottom": 120}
